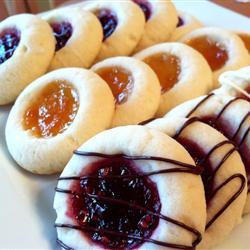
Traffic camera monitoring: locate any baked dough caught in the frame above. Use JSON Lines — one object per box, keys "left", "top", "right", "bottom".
{"left": 165, "top": 93, "right": 250, "bottom": 214}
{"left": 42, "top": 8, "right": 103, "bottom": 70}
{"left": 181, "top": 27, "right": 250, "bottom": 87}
{"left": 0, "top": 14, "right": 55, "bottom": 105}
{"left": 170, "top": 10, "right": 203, "bottom": 42}
{"left": 134, "top": 42, "right": 213, "bottom": 117}
{"left": 133, "top": 0, "right": 178, "bottom": 52}
{"left": 5, "top": 68, "right": 115, "bottom": 174}
{"left": 91, "top": 56, "right": 161, "bottom": 127}
{"left": 54, "top": 125, "right": 206, "bottom": 250}
{"left": 81, "top": 0, "right": 145, "bottom": 62}
{"left": 146, "top": 117, "right": 247, "bottom": 249}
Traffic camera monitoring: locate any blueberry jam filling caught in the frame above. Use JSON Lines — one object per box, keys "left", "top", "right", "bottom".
{"left": 133, "top": 0, "right": 151, "bottom": 21}
{"left": 177, "top": 16, "right": 184, "bottom": 27}
{"left": 67, "top": 158, "right": 161, "bottom": 249}
{"left": 50, "top": 22, "right": 72, "bottom": 51}
{"left": 0, "top": 28, "right": 20, "bottom": 64}
{"left": 97, "top": 9, "right": 118, "bottom": 40}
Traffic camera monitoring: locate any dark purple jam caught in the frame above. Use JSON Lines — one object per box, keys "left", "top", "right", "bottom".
{"left": 133, "top": 0, "right": 151, "bottom": 21}
{"left": 67, "top": 158, "right": 161, "bottom": 249}
{"left": 97, "top": 9, "right": 118, "bottom": 40}
{"left": 177, "top": 16, "right": 184, "bottom": 27}
{"left": 0, "top": 28, "right": 20, "bottom": 64}
{"left": 50, "top": 22, "right": 72, "bottom": 51}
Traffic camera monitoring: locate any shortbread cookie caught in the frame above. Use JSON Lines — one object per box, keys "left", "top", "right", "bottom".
{"left": 146, "top": 117, "right": 247, "bottom": 249}
{"left": 134, "top": 42, "right": 213, "bottom": 116}
{"left": 42, "top": 8, "right": 102, "bottom": 71}
{"left": 181, "top": 27, "right": 250, "bottom": 86}
{"left": 81, "top": 0, "right": 145, "bottom": 61}
{"left": 91, "top": 56, "right": 160, "bottom": 127}
{"left": 170, "top": 10, "right": 203, "bottom": 41}
{"left": 237, "top": 31, "right": 250, "bottom": 54}
{"left": 5, "top": 68, "right": 114, "bottom": 174}
{"left": 216, "top": 66, "right": 250, "bottom": 101}
{"left": 165, "top": 93, "right": 250, "bottom": 214}
{"left": 54, "top": 125, "right": 206, "bottom": 250}
{"left": 133, "top": 0, "right": 178, "bottom": 52}
{"left": 0, "top": 14, "right": 55, "bottom": 105}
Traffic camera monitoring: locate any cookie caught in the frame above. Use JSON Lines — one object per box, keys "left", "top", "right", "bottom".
{"left": 170, "top": 10, "right": 203, "bottom": 42}
{"left": 216, "top": 66, "right": 250, "bottom": 101}
{"left": 54, "top": 125, "right": 206, "bottom": 250}
{"left": 81, "top": 0, "right": 145, "bottom": 61}
{"left": 5, "top": 68, "right": 114, "bottom": 174}
{"left": 237, "top": 31, "right": 250, "bottom": 54}
{"left": 165, "top": 93, "right": 250, "bottom": 214}
{"left": 146, "top": 117, "right": 247, "bottom": 249}
{"left": 133, "top": 0, "right": 178, "bottom": 52}
{"left": 42, "top": 8, "right": 103, "bottom": 71}
{"left": 91, "top": 56, "right": 161, "bottom": 127}
{"left": 0, "top": 14, "right": 55, "bottom": 105}
{"left": 134, "top": 42, "right": 213, "bottom": 117}
{"left": 181, "top": 27, "right": 250, "bottom": 86}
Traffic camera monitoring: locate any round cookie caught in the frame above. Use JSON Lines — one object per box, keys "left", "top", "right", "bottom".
{"left": 181, "top": 27, "right": 250, "bottom": 87}
{"left": 91, "top": 56, "right": 161, "bottom": 127}
{"left": 134, "top": 42, "right": 213, "bottom": 117}
{"left": 216, "top": 66, "right": 250, "bottom": 101}
{"left": 5, "top": 68, "right": 114, "bottom": 174}
{"left": 170, "top": 10, "right": 203, "bottom": 42}
{"left": 237, "top": 31, "right": 250, "bottom": 54}
{"left": 146, "top": 117, "right": 247, "bottom": 249}
{"left": 54, "top": 125, "right": 206, "bottom": 250}
{"left": 0, "top": 14, "right": 55, "bottom": 105}
{"left": 165, "top": 93, "right": 250, "bottom": 214}
{"left": 81, "top": 0, "right": 145, "bottom": 62}
{"left": 133, "top": 0, "right": 178, "bottom": 52}
{"left": 42, "top": 8, "right": 103, "bottom": 71}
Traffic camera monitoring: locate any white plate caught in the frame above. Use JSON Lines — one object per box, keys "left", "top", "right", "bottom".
{"left": 0, "top": 1, "right": 250, "bottom": 249}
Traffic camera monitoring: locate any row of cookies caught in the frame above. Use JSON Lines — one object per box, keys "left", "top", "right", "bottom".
{"left": 53, "top": 66, "right": 250, "bottom": 249}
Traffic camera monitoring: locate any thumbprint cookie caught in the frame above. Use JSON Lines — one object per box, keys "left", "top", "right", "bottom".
{"left": 170, "top": 10, "right": 203, "bottom": 42}
{"left": 81, "top": 0, "right": 145, "bottom": 61}
{"left": 42, "top": 8, "right": 103, "bottom": 71}
{"left": 165, "top": 93, "right": 250, "bottom": 214}
{"left": 133, "top": 0, "right": 178, "bottom": 52}
{"left": 147, "top": 117, "right": 247, "bottom": 249}
{"left": 134, "top": 42, "right": 213, "bottom": 117}
{"left": 91, "top": 56, "right": 161, "bottom": 127}
{"left": 181, "top": 27, "right": 250, "bottom": 87}
{"left": 0, "top": 14, "right": 55, "bottom": 105}
{"left": 5, "top": 68, "right": 114, "bottom": 174}
{"left": 54, "top": 125, "right": 206, "bottom": 250}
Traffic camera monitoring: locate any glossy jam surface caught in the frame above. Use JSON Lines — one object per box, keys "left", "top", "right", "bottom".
{"left": 186, "top": 36, "right": 228, "bottom": 71}
{"left": 67, "top": 158, "right": 161, "bottom": 249}
{"left": 133, "top": 0, "right": 151, "bottom": 21}
{"left": 97, "top": 9, "right": 117, "bottom": 40}
{"left": 177, "top": 16, "right": 184, "bottom": 27}
{"left": 0, "top": 28, "right": 20, "bottom": 64}
{"left": 50, "top": 22, "right": 72, "bottom": 51}
{"left": 23, "top": 81, "right": 79, "bottom": 138}
{"left": 239, "top": 33, "right": 250, "bottom": 53}
{"left": 96, "top": 66, "right": 133, "bottom": 104}
{"left": 143, "top": 53, "right": 181, "bottom": 94}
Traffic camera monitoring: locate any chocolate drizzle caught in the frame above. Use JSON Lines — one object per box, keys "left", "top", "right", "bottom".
{"left": 55, "top": 151, "right": 203, "bottom": 250}
{"left": 173, "top": 117, "right": 246, "bottom": 229}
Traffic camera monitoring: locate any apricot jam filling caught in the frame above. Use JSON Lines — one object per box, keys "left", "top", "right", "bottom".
{"left": 186, "top": 36, "right": 228, "bottom": 71}
{"left": 96, "top": 66, "right": 134, "bottom": 104}
{"left": 143, "top": 53, "right": 181, "bottom": 94}
{"left": 238, "top": 34, "right": 250, "bottom": 53}
{"left": 23, "top": 81, "right": 79, "bottom": 138}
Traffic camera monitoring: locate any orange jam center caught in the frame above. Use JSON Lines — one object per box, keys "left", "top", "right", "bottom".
{"left": 96, "top": 66, "right": 133, "bottom": 104}
{"left": 186, "top": 36, "right": 228, "bottom": 71}
{"left": 23, "top": 81, "right": 79, "bottom": 138}
{"left": 238, "top": 33, "right": 250, "bottom": 53}
{"left": 143, "top": 53, "right": 181, "bottom": 94}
